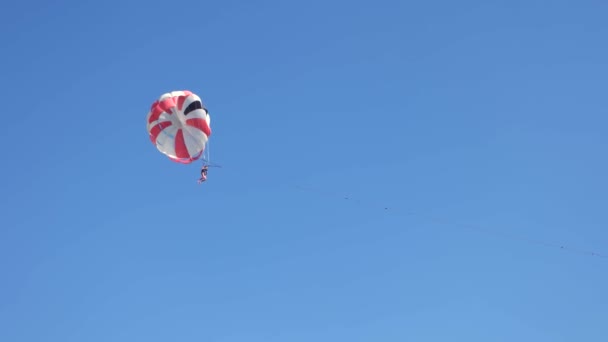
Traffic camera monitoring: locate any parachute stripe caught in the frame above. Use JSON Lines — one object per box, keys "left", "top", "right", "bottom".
{"left": 176, "top": 91, "right": 194, "bottom": 110}
{"left": 177, "top": 96, "right": 187, "bottom": 111}
{"left": 186, "top": 118, "right": 211, "bottom": 137}
{"left": 148, "top": 97, "right": 177, "bottom": 124}
{"left": 169, "top": 156, "right": 191, "bottom": 164}
{"left": 158, "top": 97, "right": 176, "bottom": 114}
{"left": 148, "top": 103, "right": 164, "bottom": 123}
{"left": 174, "top": 129, "right": 190, "bottom": 159}
{"left": 149, "top": 121, "right": 172, "bottom": 143}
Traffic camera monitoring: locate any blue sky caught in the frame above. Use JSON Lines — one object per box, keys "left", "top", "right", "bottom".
{"left": 1, "top": 0, "right": 607, "bottom": 340}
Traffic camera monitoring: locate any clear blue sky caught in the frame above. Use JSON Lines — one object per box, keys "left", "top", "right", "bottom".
{"left": 1, "top": 0, "right": 607, "bottom": 341}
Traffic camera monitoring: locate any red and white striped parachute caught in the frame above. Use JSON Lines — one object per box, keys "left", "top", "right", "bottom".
{"left": 146, "top": 90, "right": 211, "bottom": 164}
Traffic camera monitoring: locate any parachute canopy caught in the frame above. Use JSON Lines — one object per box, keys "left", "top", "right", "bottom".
{"left": 146, "top": 90, "right": 211, "bottom": 164}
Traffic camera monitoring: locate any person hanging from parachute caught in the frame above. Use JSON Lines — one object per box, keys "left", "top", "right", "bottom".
{"left": 198, "top": 165, "right": 209, "bottom": 183}
{"left": 145, "top": 90, "right": 215, "bottom": 184}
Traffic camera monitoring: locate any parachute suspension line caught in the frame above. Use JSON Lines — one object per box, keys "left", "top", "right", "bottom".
{"left": 204, "top": 138, "right": 210, "bottom": 166}
{"left": 202, "top": 107, "right": 211, "bottom": 166}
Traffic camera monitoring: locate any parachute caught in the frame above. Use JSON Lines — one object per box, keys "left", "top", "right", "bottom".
{"left": 146, "top": 90, "right": 211, "bottom": 164}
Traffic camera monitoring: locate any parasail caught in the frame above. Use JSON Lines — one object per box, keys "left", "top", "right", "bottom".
{"left": 146, "top": 90, "right": 211, "bottom": 164}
